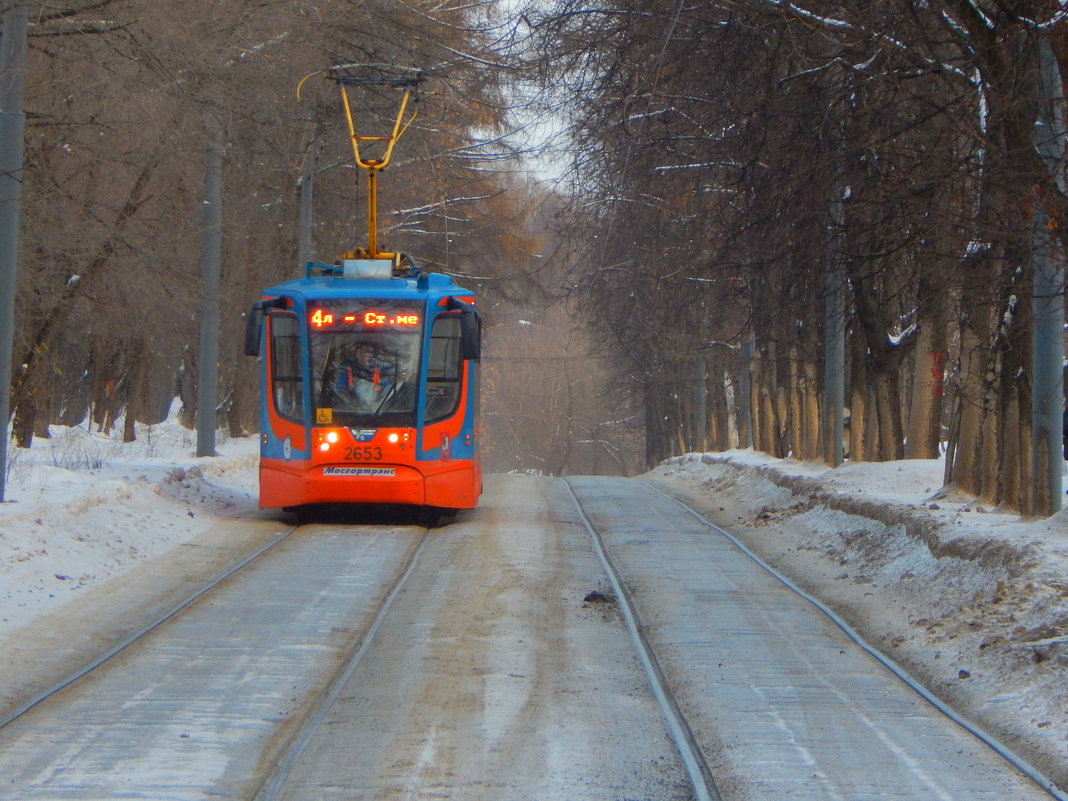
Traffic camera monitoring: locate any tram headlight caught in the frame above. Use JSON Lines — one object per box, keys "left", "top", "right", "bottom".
{"left": 387, "top": 432, "right": 399, "bottom": 444}
{"left": 317, "top": 430, "right": 340, "bottom": 452}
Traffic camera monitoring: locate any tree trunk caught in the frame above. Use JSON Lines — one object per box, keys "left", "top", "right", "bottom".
{"left": 709, "top": 361, "right": 730, "bottom": 451}
{"left": 774, "top": 344, "right": 789, "bottom": 457}
{"left": 179, "top": 349, "right": 198, "bottom": 429}
{"left": 12, "top": 388, "right": 35, "bottom": 448}
{"left": 948, "top": 344, "right": 983, "bottom": 494}
{"left": 873, "top": 356, "right": 906, "bottom": 461}
{"left": 802, "top": 358, "right": 821, "bottom": 462}
{"left": 996, "top": 287, "right": 1033, "bottom": 511}
{"left": 752, "top": 347, "right": 782, "bottom": 457}
{"left": 942, "top": 3, "right": 1046, "bottom": 511}
{"left": 228, "top": 361, "right": 247, "bottom": 438}
{"left": 788, "top": 345, "right": 803, "bottom": 459}
{"left": 849, "top": 324, "right": 870, "bottom": 461}
{"left": 905, "top": 277, "right": 948, "bottom": 459}
{"left": 123, "top": 340, "right": 149, "bottom": 444}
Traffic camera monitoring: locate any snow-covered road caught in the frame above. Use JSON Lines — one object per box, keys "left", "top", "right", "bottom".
{"left": 1, "top": 419, "right": 1067, "bottom": 797}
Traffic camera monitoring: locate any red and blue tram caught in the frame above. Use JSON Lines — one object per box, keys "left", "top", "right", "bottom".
{"left": 244, "top": 260, "right": 482, "bottom": 514}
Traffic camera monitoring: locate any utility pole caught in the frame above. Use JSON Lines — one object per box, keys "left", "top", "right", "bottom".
{"left": 196, "top": 116, "right": 223, "bottom": 458}
{"left": 297, "top": 166, "right": 313, "bottom": 270}
{"left": 1032, "top": 36, "right": 1065, "bottom": 515}
{"left": 738, "top": 332, "right": 754, "bottom": 449}
{"left": 297, "top": 141, "right": 323, "bottom": 270}
{"left": 0, "top": 1, "right": 28, "bottom": 502}
{"left": 823, "top": 195, "right": 847, "bottom": 468}
{"left": 823, "top": 269, "right": 846, "bottom": 467}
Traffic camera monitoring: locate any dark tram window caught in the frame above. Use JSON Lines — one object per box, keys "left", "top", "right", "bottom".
{"left": 425, "top": 315, "right": 462, "bottom": 423}
{"left": 307, "top": 299, "right": 423, "bottom": 427}
{"left": 270, "top": 313, "right": 305, "bottom": 422}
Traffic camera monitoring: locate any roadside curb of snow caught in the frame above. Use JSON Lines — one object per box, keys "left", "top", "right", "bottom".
{"left": 671, "top": 453, "right": 1039, "bottom": 577}
{"left": 0, "top": 474, "right": 137, "bottom": 544}
{"left": 153, "top": 454, "right": 263, "bottom": 515}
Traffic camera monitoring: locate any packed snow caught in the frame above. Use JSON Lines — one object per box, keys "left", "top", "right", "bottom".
{"left": 2, "top": 412, "right": 1068, "bottom": 792}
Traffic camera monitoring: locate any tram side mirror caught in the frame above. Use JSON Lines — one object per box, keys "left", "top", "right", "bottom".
{"left": 244, "top": 298, "right": 286, "bottom": 357}
{"left": 244, "top": 305, "right": 263, "bottom": 357}
{"left": 460, "top": 310, "right": 482, "bottom": 361}
{"left": 447, "top": 297, "right": 482, "bottom": 361}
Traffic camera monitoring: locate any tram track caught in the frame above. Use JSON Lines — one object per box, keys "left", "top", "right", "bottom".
{"left": 251, "top": 529, "right": 430, "bottom": 801}
{"left": 0, "top": 483, "right": 691, "bottom": 801}
{"left": 0, "top": 520, "right": 431, "bottom": 800}
{"left": 4, "top": 473, "right": 1058, "bottom": 799}
{"left": 638, "top": 479, "right": 1068, "bottom": 801}
{"left": 238, "top": 475, "right": 697, "bottom": 801}
{"left": 564, "top": 478, "right": 721, "bottom": 801}
{"left": 566, "top": 475, "right": 1064, "bottom": 801}
{"left": 0, "top": 524, "right": 300, "bottom": 733}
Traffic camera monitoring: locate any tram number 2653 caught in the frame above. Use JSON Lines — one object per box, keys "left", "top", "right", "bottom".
{"left": 345, "top": 446, "right": 383, "bottom": 461}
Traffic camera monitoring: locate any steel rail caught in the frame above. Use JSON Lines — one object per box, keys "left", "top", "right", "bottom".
{"left": 642, "top": 479, "right": 1068, "bottom": 801}
{"left": 0, "top": 525, "right": 298, "bottom": 731}
{"left": 252, "top": 528, "right": 431, "bottom": 801}
{"left": 564, "top": 478, "right": 721, "bottom": 801}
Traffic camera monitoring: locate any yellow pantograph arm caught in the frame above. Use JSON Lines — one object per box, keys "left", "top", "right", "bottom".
{"left": 340, "top": 86, "right": 416, "bottom": 169}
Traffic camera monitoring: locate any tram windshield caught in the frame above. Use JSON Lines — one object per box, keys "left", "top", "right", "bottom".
{"left": 308, "top": 299, "right": 423, "bottom": 427}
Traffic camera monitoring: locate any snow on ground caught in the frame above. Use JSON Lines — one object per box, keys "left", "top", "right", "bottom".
{"left": 0, "top": 412, "right": 267, "bottom": 634}
{"left": 2, "top": 415, "right": 1068, "bottom": 791}
{"left": 0, "top": 411, "right": 289, "bottom": 718}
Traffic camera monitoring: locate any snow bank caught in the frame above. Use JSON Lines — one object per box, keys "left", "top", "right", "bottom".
{"left": 1, "top": 414, "right": 263, "bottom": 633}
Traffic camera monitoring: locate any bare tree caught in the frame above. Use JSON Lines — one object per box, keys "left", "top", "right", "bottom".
{"left": 5, "top": 0, "right": 535, "bottom": 447}
{"left": 518, "top": 0, "right": 1064, "bottom": 512}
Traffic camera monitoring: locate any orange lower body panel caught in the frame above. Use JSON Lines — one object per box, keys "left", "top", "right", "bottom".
{"left": 260, "top": 459, "right": 480, "bottom": 510}
{"left": 424, "top": 461, "right": 481, "bottom": 509}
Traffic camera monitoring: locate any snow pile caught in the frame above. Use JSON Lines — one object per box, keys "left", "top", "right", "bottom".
{"left": 1, "top": 413, "right": 263, "bottom": 634}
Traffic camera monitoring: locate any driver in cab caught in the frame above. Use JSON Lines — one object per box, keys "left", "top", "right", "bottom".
{"left": 336, "top": 342, "right": 392, "bottom": 408}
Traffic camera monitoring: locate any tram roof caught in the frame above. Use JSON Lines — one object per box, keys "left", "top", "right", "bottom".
{"left": 263, "top": 271, "right": 472, "bottom": 302}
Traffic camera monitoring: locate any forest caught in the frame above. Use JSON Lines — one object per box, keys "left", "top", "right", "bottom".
{"left": 1, "top": 0, "right": 1066, "bottom": 515}
{"left": 519, "top": 0, "right": 1068, "bottom": 515}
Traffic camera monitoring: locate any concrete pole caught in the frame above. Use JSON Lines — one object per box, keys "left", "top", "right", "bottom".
{"left": 297, "top": 167, "right": 313, "bottom": 271}
{"left": 297, "top": 142, "right": 321, "bottom": 271}
{"left": 738, "top": 332, "right": 754, "bottom": 449}
{"left": 824, "top": 192, "right": 847, "bottom": 468}
{"left": 694, "top": 355, "right": 707, "bottom": 452}
{"left": 196, "top": 116, "right": 223, "bottom": 458}
{"left": 1031, "top": 36, "right": 1065, "bottom": 514}
{"left": 0, "top": 1, "right": 28, "bottom": 502}
{"left": 823, "top": 268, "right": 846, "bottom": 467}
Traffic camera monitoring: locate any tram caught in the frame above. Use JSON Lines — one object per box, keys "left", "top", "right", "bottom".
{"left": 244, "top": 64, "right": 482, "bottom": 515}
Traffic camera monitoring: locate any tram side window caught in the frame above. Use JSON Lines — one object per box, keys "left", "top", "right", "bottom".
{"left": 425, "top": 316, "right": 462, "bottom": 423}
{"left": 270, "top": 313, "right": 305, "bottom": 422}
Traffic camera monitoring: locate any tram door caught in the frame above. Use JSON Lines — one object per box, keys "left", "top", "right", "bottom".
{"left": 425, "top": 315, "right": 463, "bottom": 424}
